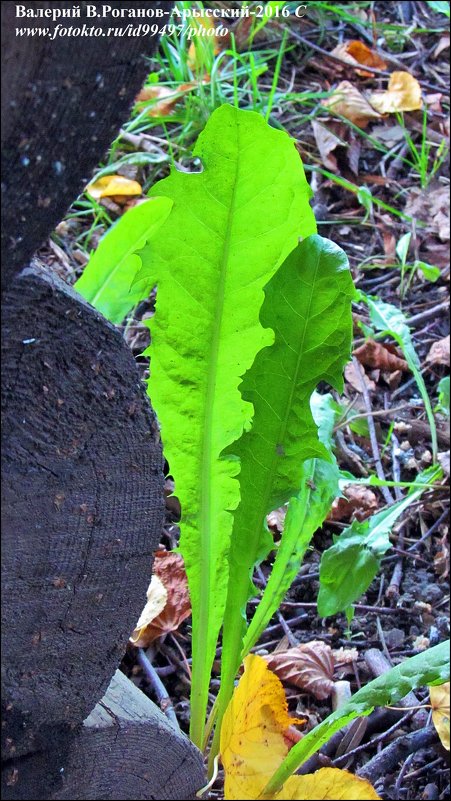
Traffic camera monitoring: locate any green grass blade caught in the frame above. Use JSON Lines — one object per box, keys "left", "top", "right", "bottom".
{"left": 263, "top": 640, "right": 450, "bottom": 797}
{"left": 243, "top": 456, "right": 339, "bottom": 656}
{"left": 214, "top": 236, "right": 355, "bottom": 742}
{"left": 74, "top": 197, "right": 173, "bottom": 323}
{"left": 135, "top": 105, "right": 316, "bottom": 747}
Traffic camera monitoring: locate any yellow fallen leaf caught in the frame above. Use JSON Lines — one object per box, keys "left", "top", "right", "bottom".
{"left": 135, "top": 80, "right": 210, "bottom": 117}
{"left": 430, "top": 682, "right": 450, "bottom": 750}
{"left": 369, "top": 71, "right": 422, "bottom": 114}
{"left": 272, "top": 768, "right": 380, "bottom": 799}
{"left": 220, "top": 654, "right": 301, "bottom": 800}
{"left": 220, "top": 655, "right": 380, "bottom": 801}
{"left": 129, "top": 575, "right": 167, "bottom": 646}
{"left": 323, "top": 81, "right": 383, "bottom": 128}
{"left": 86, "top": 175, "right": 142, "bottom": 199}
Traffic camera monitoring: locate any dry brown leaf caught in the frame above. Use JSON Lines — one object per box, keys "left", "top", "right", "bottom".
{"left": 130, "top": 575, "right": 168, "bottom": 646}
{"left": 86, "top": 175, "right": 142, "bottom": 199}
{"left": 331, "top": 40, "right": 387, "bottom": 77}
{"left": 328, "top": 484, "right": 378, "bottom": 523}
{"left": 426, "top": 335, "right": 450, "bottom": 366}
{"left": 430, "top": 682, "right": 450, "bottom": 750}
{"left": 369, "top": 71, "right": 422, "bottom": 114}
{"left": 434, "top": 531, "right": 450, "bottom": 579}
{"left": 267, "top": 505, "right": 287, "bottom": 533}
{"left": 323, "top": 81, "right": 382, "bottom": 128}
{"left": 265, "top": 641, "right": 335, "bottom": 700}
{"left": 311, "top": 120, "right": 345, "bottom": 171}
{"left": 345, "top": 361, "right": 376, "bottom": 392}
{"left": 438, "top": 450, "right": 450, "bottom": 478}
{"left": 405, "top": 184, "right": 450, "bottom": 242}
{"left": 135, "top": 80, "right": 209, "bottom": 117}
{"left": 353, "top": 338, "right": 409, "bottom": 373}
{"left": 434, "top": 34, "right": 450, "bottom": 59}
{"left": 130, "top": 550, "right": 191, "bottom": 646}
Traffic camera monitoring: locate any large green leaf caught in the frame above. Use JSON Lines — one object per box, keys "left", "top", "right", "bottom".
{"left": 134, "top": 104, "right": 316, "bottom": 745}
{"left": 215, "top": 236, "right": 355, "bottom": 737}
{"left": 74, "top": 197, "right": 173, "bottom": 323}
{"left": 317, "top": 465, "right": 441, "bottom": 617}
{"left": 263, "top": 640, "right": 450, "bottom": 796}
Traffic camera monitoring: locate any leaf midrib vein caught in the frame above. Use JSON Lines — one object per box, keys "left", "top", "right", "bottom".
{"left": 198, "top": 121, "right": 242, "bottom": 688}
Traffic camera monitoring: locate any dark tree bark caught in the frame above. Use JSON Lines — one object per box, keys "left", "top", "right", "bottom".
{"left": 2, "top": 3, "right": 205, "bottom": 799}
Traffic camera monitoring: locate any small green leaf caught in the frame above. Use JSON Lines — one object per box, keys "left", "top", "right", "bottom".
{"left": 396, "top": 232, "right": 411, "bottom": 266}
{"left": 415, "top": 260, "right": 441, "bottom": 283}
{"left": 426, "top": 0, "right": 450, "bottom": 16}
{"left": 264, "top": 640, "right": 450, "bottom": 795}
{"left": 318, "top": 466, "right": 442, "bottom": 616}
{"left": 437, "top": 376, "right": 450, "bottom": 416}
{"left": 75, "top": 197, "right": 173, "bottom": 323}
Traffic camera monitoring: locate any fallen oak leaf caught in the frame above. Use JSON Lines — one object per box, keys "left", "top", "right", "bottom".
{"left": 86, "top": 175, "right": 142, "bottom": 199}
{"left": 369, "top": 71, "right": 422, "bottom": 114}
{"left": 430, "top": 682, "right": 450, "bottom": 750}
{"left": 353, "top": 339, "right": 409, "bottom": 373}
{"left": 323, "top": 81, "right": 383, "bottom": 128}
{"left": 330, "top": 40, "right": 387, "bottom": 77}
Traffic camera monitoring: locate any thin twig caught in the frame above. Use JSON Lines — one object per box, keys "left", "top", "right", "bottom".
{"left": 137, "top": 648, "right": 180, "bottom": 731}
{"left": 333, "top": 710, "right": 416, "bottom": 768}
{"left": 352, "top": 358, "right": 394, "bottom": 505}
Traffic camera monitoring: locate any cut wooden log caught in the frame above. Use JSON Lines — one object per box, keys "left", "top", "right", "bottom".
{"left": 3, "top": 671, "right": 205, "bottom": 801}
{"left": 1, "top": 264, "right": 165, "bottom": 760}
{"left": 1, "top": 0, "right": 172, "bottom": 289}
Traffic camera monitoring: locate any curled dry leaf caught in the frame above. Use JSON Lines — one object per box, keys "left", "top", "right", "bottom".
{"left": 86, "top": 175, "right": 142, "bottom": 199}
{"left": 426, "top": 335, "right": 450, "bottom": 367}
{"left": 369, "top": 71, "right": 422, "bottom": 114}
{"left": 430, "top": 682, "right": 450, "bottom": 750}
{"left": 265, "top": 641, "right": 335, "bottom": 700}
{"left": 345, "top": 361, "right": 376, "bottom": 392}
{"left": 130, "top": 550, "right": 191, "bottom": 647}
{"left": 330, "top": 40, "right": 387, "bottom": 77}
{"left": 328, "top": 484, "right": 378, "bottom": 523}
{"left": 130, "top": 575, "right": 168, "bottom": 646}
{"left": 323, "top": 81, "right": 382, "bottom": 128}
{"left": 220, "top": 655, "right": 379, "bottom": 800}
{"left": 353, "top": 339, "right": 409, "bottom": 373}
{"left": 311, "top": 120, "right": 345, "bottom": 171}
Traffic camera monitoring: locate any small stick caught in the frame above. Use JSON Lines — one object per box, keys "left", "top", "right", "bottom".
{"left": 137, "top": 648, "right": 180, "bottom": 730}
{"left": 256, "top": 566, "right": 298, "bottom": 647}
{"left": 357, "top": 727, "right": 437, "bottom": 783}
{"left": 333, "top": 709, "right": 416, "bottom": 768}
{"left": 352, "top": 357, "right": 394, "bottom": 505}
